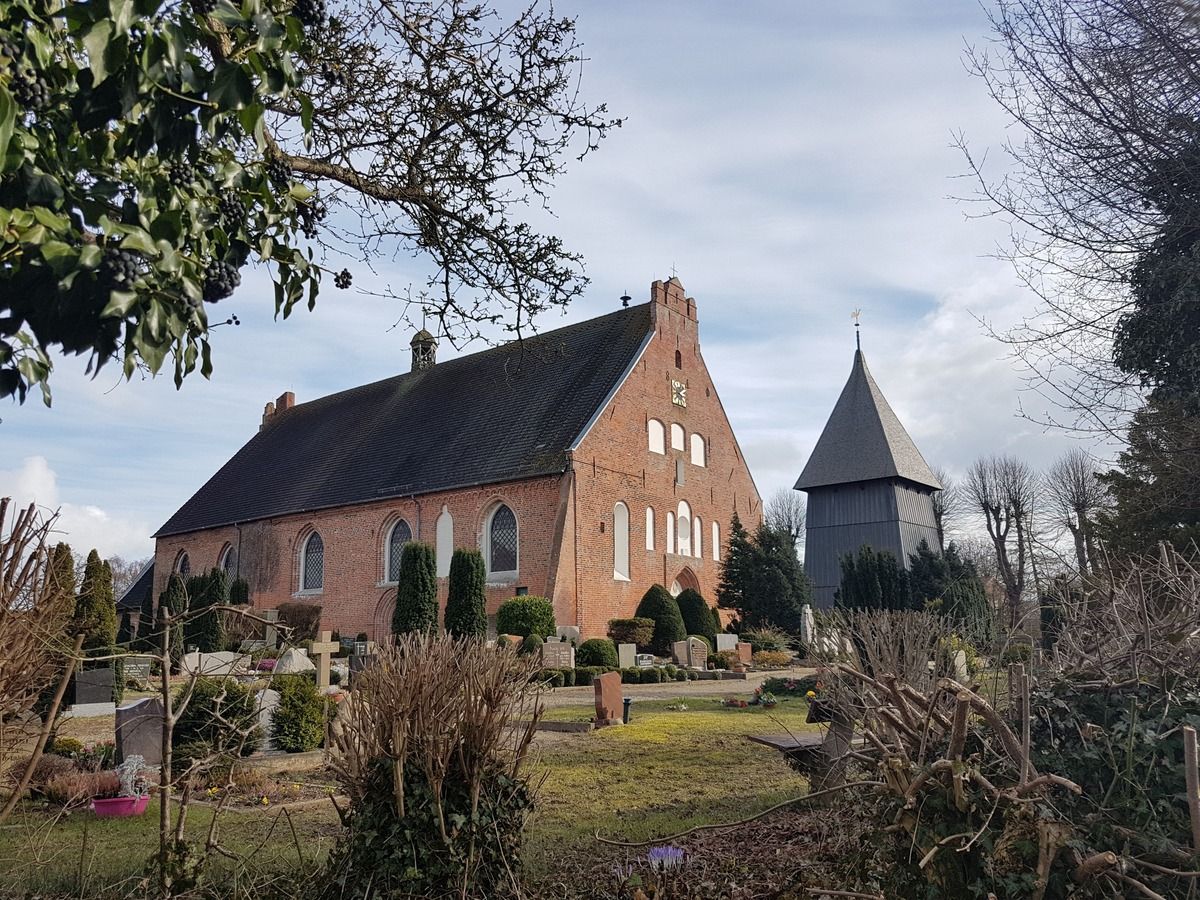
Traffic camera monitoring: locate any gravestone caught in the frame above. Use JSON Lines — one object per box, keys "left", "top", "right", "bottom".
{"left": 311, "top": 631, "right": 340, "bottom": 690}
{"left": 255, "top": 688, "right": 281, "bottom": 752}
{"left": 736, "top": 642, "right": 753, "bottom": 665}
{"left": 671, "top": 640, "right": 690, "bottom": 667}
{"left": 617, "top": 643, "right": 637, "bottom": 669}
{"left": 181, "top": 651, "right": 250, "bottom": 677}
{"left": 540, "top": 641, "right": 574, "bottom": 669}
{"left": 274, "top": 648, "right": 315, "bottom": 675}
{"left": 116, "top": 697, "right": 164, "bottom": 766}
{"left": 239, "top": 639, "right": 267, "bottom": 653}
{"left": 800, "top": 604, "right": 816, "bottom": 651}
{"left": 687, "top": 637, "right": 709, "bottom": 670}
{"left": 715, "top": 634, "right": 738, "bottom": 652}
{"left": 124, "top": 656, "right": 152, "bottom": 682}
{"left": 635, "top": 653, "right": 655, "bottom": 668}
{"left": 263, "top": 609, "right": 280, "bottom": 649}
{"left": 555, "top": 626, "right": 581, "bottom": 646}
{"left": 594, "top": 671, "right": 622, "bottom": 726}
{"left": 952, "top": 650, "right": 969, "bottom": 683}
{"left": 67, "top": 667, "right": 116, "bottom": 717}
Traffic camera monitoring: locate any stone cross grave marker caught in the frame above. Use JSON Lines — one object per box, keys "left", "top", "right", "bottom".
{"left": 687, "top": 636, "right": 708, "bottom": 670}
{"left": 594, "top": 671, "right": 622, "bottom": 726}
{"left": 116, "top": 696, "right": 164, "bottom": 766}
{"left": 617, "top": 643, "right": 637, "bottom": 669}
{"left": 540, "top": 640, "right": 574, "bottom": 669}
{"left": 715, "top": 634, "right": 738, "bottom": 653}
{"left": 311, "top": 630, "right": 340, "bottom": 690}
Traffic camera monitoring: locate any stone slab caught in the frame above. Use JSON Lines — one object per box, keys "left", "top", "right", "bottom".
{"left": 617, "top": 643, "right": 637, "bottom": 668}
{"left": 74, "top": 667, "right": 114, "bottom": 705}
{"left": 594, "top": 671, "right": 622, "bottom": 725}
{"left": 555, "top": 626, "right": 581, "bottom": 646}
{"left": 181, "top": 651, "right": 250, "bottom": 677}
{"left": 255, "top": 688, "right": 281, "bottom": 752}
{"left": 671, "top": 640, "right": 690, "bottom": 667}
{"left": 715, "top": 634, "right": 738, "bottom": 652}
{"left": 540, "top": 641, "right": 574, "bottom": 669}
{"left": 116, "top": 697, "right": 164, "bottom": 766}
{"left": 736, "top": 642, "right": 753, "bottom": 664}
{"left": 64, "top": 702, "right": 116, "bottom": 718}
{"left": 274, "top": 648, "right": 315, "bottom": 674}
{"left": 124, "top": 656, "right": 152, "bottom": 682}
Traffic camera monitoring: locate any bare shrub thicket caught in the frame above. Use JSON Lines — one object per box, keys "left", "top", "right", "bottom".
{"left": 325, "top": 633, "right": 543, "bottom": 899}
{"left": 804, "top": 548, "right": 1200, "bottom": 898}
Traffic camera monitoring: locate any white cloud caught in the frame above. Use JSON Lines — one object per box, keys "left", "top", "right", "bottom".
{"left": 0, "top": 456, "right": 153, "bottom": 561}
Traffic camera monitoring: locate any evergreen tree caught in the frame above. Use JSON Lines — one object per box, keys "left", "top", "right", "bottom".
{"left": 135, "top": 575, "right": 156, "bottom": 651}
{"left": 634, "top": 585, "right": 687, "bottom": 655}
{"left": 907, "top": 540, "right": 992, "bottom": 639}
{"left": 229, "top": 578, "right": 251, "bottom": 605}
{"left": 393, "top": 542, "right": 438, "bottom": 635}
{"left": 715, "top": 513, "right": 753, "bottom": 614}
{"left": 676, "top": 589, "right": 716, "bottom": 645}
{"left": 34, "top": 543, "right": 77, "bottom": 724}
{"left": 192, "top": 568, "right": 228, "bottom": 652}
{"left": 74, "top": 551, "right": 120, "bottom": 702}
{"left": 159, "top": 574, "right": 188, "bottom": 673}
{"left": 444, "top": 549, "right": 487, "bottom": 638}
{"left": 836, "top": 545, "right": 914, "bottom": 612}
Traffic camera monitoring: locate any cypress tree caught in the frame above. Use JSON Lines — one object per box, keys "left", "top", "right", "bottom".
{"left": 75, "top": 551, "right": 120, "bottom": 702}
{"left": 193, "top": 568, "right": 228, "bottom": 652}
{"left": 393, "top": 542, "right": 438, "bottom": 635}
{"left": 135, "top": 572, "right": 156, "bottom": 651}
{"left": 634, "top": 584, "right": 686, "bottom": 655}
{"left": 676, "top": 589, "right": 716, "bottom": 645}
{"left": 229, "top": 577, "right": 251, "bottom": 605}
{"left": 837, "top": 545, "right": 912, "bottom": 612}
{"left": 444, "top": 549, "right": 487, "bottom": 638}
{"left": 159, "top": 574, "right": 188, "bottom": 673}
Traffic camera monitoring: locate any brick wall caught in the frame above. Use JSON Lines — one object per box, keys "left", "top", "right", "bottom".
{"left": 153, "top": 278, "right": 761, "bottom": 641}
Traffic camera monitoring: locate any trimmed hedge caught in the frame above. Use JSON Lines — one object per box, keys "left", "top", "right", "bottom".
{"left": 393, "top": 542, "right": 438, "bottom": 634}
{"left": 272, "top": 674, "right": 325, "bottom": 752}
{"left": 633, "top": 585, "right": 686, "bottom": 655}
{"left": 577, "top": 638, "right": 618, "bottom": 668}
{"left": 496, "top": 596, "right": 555, "bottom": 638}
{"left": 444, "top": 549, "right": 487, "bottom": 638}
{"left": 607, "top": 617, "right": 655, "bottom": 648}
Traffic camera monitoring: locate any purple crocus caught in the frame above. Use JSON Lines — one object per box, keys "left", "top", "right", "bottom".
{"left": 647, "top": 845, "right": 685, "bottom": 872}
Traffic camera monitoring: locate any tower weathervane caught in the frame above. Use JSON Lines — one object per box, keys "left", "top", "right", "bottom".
{"left": 851, "top": 308, "right": 862, "bottom": 350}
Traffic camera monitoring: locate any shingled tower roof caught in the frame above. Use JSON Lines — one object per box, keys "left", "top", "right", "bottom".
{"left": 795, "top": 349, "right": 941, "bottom": 492}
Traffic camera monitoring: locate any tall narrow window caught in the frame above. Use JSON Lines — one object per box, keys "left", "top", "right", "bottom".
{"left": 645, "top": 507, "right": 655, "bottom": 551}
{"left": 690, "top": 434, "right": 706, "bottom": 467}
{"left": 435, "top": 506, "right": 453, "bottom": 577}
{"left": 670, "top": 423, "right": 685, "bottom": 451}
{"left": 693, "top": 516, "right": 702, "bottom": 559}
{"left": 613, "top": 502, "right": 630, "bottom": 580}
{"left": 219, "top": 545, "right": 237, "bottom": 577}
{"left": 177, "top": 552, "right": 190, "bottom": 577}
{"left": 386, "top": 519, "right": 413, "bottom": 582}
{"left": 677, "top": 501, "right": 692, "bottom": 556}
{"left": 647, "top": 419, "right": 665, "bottom": 454}
{"left": 487, "top": 504, "right": 518, "bottom": 577}
{"left": 712, "top": 521, "right": 720, "bottom": 561}
{"left": 674, "top": 349, "right": 682, "bottom": 369}
{"left": 666, "top": 512, "right": 676, "bottom": 554}
{"left": 300, "top": 532, "right": 324, "bottom": 591}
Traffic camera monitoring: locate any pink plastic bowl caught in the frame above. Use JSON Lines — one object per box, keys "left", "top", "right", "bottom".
{"left": 92, "top": 795, "right": 150, "bottom": 818}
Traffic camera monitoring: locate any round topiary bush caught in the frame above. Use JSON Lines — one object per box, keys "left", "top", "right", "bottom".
{"left": 633, "top": 585, "right": 686, "bottom": 655}
{"left": 638, "top": 667, "right": 661, "bottom": 684}
{"left": 517, "top": 634, "right": 542, "bottom": 656}
{"left": 577, "top": 637, "right": 618, "bottom": 668}
{"left": 496, "top": 596, "right": 556, "bottom": 638}
{"left": 676, "top": 589, "right": 717, "bottom": 645}
{"left": 272, "top": 674, "right": 325, "bottom": 753}
{"left": 561, "top": 667, "right": 576, "bottom": 687}
{"left": 620, "top": 667, "right": 641, "bottom": 684}
{"left": 607, "top": 617, "right": 656, "bottom": 648}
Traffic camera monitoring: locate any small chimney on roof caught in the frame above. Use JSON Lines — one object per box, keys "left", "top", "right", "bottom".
{"left": 411, "top": 329, "right": 437, "bottom": 371}
{"left": 276, "top": 391, "right": 295, "bottom": 413}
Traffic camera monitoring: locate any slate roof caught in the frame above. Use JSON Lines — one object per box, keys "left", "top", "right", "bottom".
{"left": 117, "top": 560, "right": 154, "bottom": 612}
{"left": 795, "top": 349, "right": 941, "bottom": 492}
{"left": 156, "top": 304, "right": 654, "bottom": 537}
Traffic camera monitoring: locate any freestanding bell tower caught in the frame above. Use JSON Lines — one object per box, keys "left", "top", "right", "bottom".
{"left": 795, "top": 343, "right": 942, "bottom": 608}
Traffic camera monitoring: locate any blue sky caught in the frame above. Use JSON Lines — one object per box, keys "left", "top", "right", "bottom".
{"left": 0, "top": 1, "right": 1091, "bottom": 561}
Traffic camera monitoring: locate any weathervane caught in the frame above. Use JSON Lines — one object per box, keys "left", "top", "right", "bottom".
{"left": 851, "top": 308, "right": 862, "bottom": 349}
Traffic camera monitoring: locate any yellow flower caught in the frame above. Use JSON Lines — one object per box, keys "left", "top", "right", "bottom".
{"left": 806, "top": 690, "right": 816, "bottom": 699}
{"left": 260, "top": 795, "right": 270, "bottom": 805}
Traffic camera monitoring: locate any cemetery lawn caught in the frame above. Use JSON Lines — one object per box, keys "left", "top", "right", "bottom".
{"left": 0, "top": 695, "right": 815, "bottom": 894}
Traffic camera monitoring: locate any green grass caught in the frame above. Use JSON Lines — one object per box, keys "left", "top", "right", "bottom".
{"left": 0, "top": 694, "right": 817, "bottom": 894}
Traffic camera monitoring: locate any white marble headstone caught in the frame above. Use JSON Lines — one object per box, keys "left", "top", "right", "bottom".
{"left": 255, "top": 688, "right": 281, "bottom": 752}
{"left": 617, "top": 643, "right": 637, "bottom": 668}
{"left": 715, "top": 634, "right": 738, "bottom": 652}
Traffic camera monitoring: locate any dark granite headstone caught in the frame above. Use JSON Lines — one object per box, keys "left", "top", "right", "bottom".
{"left": 73, "top": 667, "right": 114, "bottom": 705}
{"left": 116, "top": 697, "right": 164, "bottom": 766}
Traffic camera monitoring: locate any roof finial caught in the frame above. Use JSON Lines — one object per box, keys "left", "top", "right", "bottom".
{"left": 851, "top": 308, "right": 862, "bottom": 350}
{"left": 670, "top": 262, "right": 678, "bottom": 279}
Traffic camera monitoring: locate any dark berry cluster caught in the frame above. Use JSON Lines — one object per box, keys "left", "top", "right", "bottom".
{"left": 292, "top": 0, "right": 327, "bottom": 28}
{"left": 9, "top": 66, "right": 50, "bottom": 111}
{"left": 318, "top": 62, "right": 348, "bottom": 87}
{"left": 203, "top": 260, "right": 242, "bottom": 302}
{"left": 333, "top": 268, "right": 351, "bottom": 289}
{"left": 216, "top": 190, "right": 246, "bottom": 225}
{"left": 300, "top": 197, "right": 327, "bottom": 238}
{"left": 266, "top": 155, "right": 291, "bottom": 190}
{"left": 169, "top": 161, "right": 195, "bottom": 190}
{"left": 190, "top": 0, "right": 216, "bottom": 15}
{"left": 101, "top": 246, "right": 140, "bottom": 288}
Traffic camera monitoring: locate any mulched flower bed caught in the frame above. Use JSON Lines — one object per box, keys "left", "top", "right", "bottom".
{"left": 197, "top": 766, "right": 340, "bottom": 808}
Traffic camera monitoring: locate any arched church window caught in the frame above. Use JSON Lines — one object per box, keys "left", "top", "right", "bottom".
{"left": 613, "top": 502, "right": 630, "bottom": 581}
{"left": 300, "top": 532, "right": 324, "bottom": 592}
{"left": 435, "top": 505, "right": 453, "bottom": 577}
{"left": 486, "top": 504, "right": 518, "bottom": 577}
{"left": 690, "top": 433, "right": 706, "bottom": 467}
{"left": 677, "top": 501, "right": 692, "bottom": 556}
{"left": 645, "top": 507, "right": 655, "bottom": 551}
{"left": 648, "top": 419, "right": 665, "bottom": 454}
{"left": 674, "top": 349, "right": 682, "bottom": 369}
{"left": 176, "top": 552, "right": 190, "bottom": 577}
{"left": 670, "top": 423, "right": 685, "bottom": 451}
{"left": 386, "top": 519, "right": 413, "bottom": 583}
{"left": 219, "top": 545, "right": 237, "bottom": 577}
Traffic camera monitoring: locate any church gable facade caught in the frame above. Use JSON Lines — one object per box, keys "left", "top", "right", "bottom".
{"left": 151, "top": 277, "right": 760, "bottom": 639}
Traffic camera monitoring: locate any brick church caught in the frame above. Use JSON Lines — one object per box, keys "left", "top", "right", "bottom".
{"left": 148, "top": 278, "right": 761, "bottom": 639}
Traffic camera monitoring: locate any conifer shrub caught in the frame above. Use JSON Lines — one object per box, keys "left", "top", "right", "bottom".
{"left": 272, "top": 674, "right": 325, "bottom": 753}
{"left": 496, "top": 596, "right": 555, "bottom": 638}
{"left": 278, "top": 601, "right": 323, "bottom": 642}
{"left": 517, "top": 634, "right": 542, "bottom": 656}
{"left": 638, "top": 666, "right": 663, "bottom": 684}
{"left": 576, "top": 637, "right": 618, "bottom": 668}
{"left": 159, "top": 574, "right": 188, "bottom": 672}
{"left": 228, "top": 578, "right": 251, "bottom": 605}
{"left": 620, "top": 667, "right": 641, "bottom": 684}
{"left": 606, "top": 617, "right": 655, "bottom": 648}
{"left": 75, "top": 550, "right": 122, "bottom": 703}
{"left": 676, "top": 589, "right": 717, "bottom": 645}
{"left": 444, "top": 549, "right": 486, "bottom": 638}
{"left": 172, "top": 677, "right": 259, "bottom": 767}
{"left": 392, "top": 542, "right": 438, "bottom": 635}
{"left": 633, "top": 585, "right": 686, "bottom": 655}
{"left": 561, "top": 667, "right": 576, "bottom": 687}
